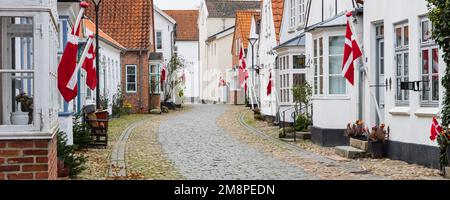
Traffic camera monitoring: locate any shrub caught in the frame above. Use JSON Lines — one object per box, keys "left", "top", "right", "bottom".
{"left": 99, "top": 95, "right": 109, "bottom": 110}
{"left": 57, "top": 130, "right": 86, "bottom": 178}
{"left": 72, "top": 113, "right": 91, "bottom": 149}
{"left": 295, "top": 115, "right": 311, "bottom": 132}
{"left": 112, "top": 87, "right": 125, "bottom": 117}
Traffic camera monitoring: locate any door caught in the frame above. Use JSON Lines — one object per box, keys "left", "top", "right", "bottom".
{"left": 376, "top": 38, "right": 385, "bottom": 124}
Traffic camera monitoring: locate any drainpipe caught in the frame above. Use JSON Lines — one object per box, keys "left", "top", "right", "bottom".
{"left": 139, "top": 50, "right": 143, "bottom": 113}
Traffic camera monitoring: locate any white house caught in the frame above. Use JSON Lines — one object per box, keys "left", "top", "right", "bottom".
{"left": 83, "top": 19, "right": 125, "bottom": 116}
{"left": 164, "top": 10, "right": 200, "bottom": 104}
{"left": 0, "top": 0, "right": 61, "bottom": 179}
{"left": 303, "top": 0, "right": 358, "bottom": 147}
{"left": 273, "top": 0, "right": 308, "bottom": 123}
{"left": 363, "top": 0, "right": 443, "bottom": 168}
{"left": 198, "top": 0, "right": 261, "bottom": 103}
{"left": 258, "top": 0, "right": 284, "bottom": 120}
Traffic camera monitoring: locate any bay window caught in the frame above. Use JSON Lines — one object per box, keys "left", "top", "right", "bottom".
{"left": 293, "top": 55, "right": 305, "bottom": 69}
{"left": 328, "top": 36, "right": 346, "bottom": 95}
{"left": 420, "top": 18, "right": 439, "bottom": 105}
{"left": 313, "top": 38, "right": 323, "bottom": 95}
{"left": 0, "top": 16, "right": 35, "bottom": 126}
{"left": 394, "top": 22, "right": 409, "bottom": 105}
{"left": 126, "top": 65, "right": 137, "bottom": 93}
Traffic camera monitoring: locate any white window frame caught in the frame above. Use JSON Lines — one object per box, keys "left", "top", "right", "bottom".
{"left": 313, "top": 37, "right": 324, "bottom": 95}
{"left": 289, "top": 0, "right": 296, "bottom": 29}
{"left": 0, "top": 13, "right": 41, "bottom": 132}
{"left": 125, "top": 65, "right": 137, "bottom": 93}
{"left": 149, "top": 63, "right": 161, "bottom": 94}
{"left": 156, "top": 30, "right": 163, "bottom": 51}
{"left": 394, "top": 21, "right": 410, "bottom": 106}
{"left": 328, "top": 35, "right": 347, "bottom": 96}
{"left": 420, "top": 18, "right": 439, "bottom": 106}
{"left": 297, "top": 0, "right": 305, "bottom": 28}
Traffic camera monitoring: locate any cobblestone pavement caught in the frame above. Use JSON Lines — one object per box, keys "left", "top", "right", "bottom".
{"left": 158, "top": 104, "right": 315, "bottom": 180}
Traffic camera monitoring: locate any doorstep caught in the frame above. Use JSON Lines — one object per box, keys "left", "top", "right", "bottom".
{"left": 335, "top": 146, "right": 367, "bottom": 159}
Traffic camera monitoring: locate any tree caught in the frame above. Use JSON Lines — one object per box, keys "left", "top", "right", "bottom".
{"left": 163, "top": 55, "right": 186, "bottom": 103}
{"left": 427, "top": 0, "right": 450, "bottom": 126}
{"left": 292, "top": 82, "right": 312, "bottom": 115}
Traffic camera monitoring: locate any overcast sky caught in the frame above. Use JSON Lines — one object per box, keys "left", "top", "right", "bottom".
{"left": 154, "top": 0, "right": 202, "bottom": 10}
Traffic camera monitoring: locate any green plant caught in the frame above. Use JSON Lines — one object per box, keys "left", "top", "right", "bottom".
{"left": 72, "top": 113, "right": 91, "bottom": 149}
{"left": 112, "top": 87, "right": 125, "bottom": 117}
{"left": 164, "top": 55, "right": 187, "bottom": 103}
{"left": 99, "top": 95, "right": 109, "bottom": 110}
{"left": 294, "top": 114, "right": 311, "bottom": 132}
{"left": 178, "top": 89, "right": 184, "bottom": 98}
{"left": 57, "top": 130, "right": 86, "bottom": 178}
{"left": 436, "top": 127, "right": 450, "bottom": 169}
{"left": 292, "top": 83, "right": 312, "bottom": 115}
{"left": 15, "top": 93, "right": 33, "bottom": 112}
{"left": 427, "top": 1, "right": 450, "bottom": 127}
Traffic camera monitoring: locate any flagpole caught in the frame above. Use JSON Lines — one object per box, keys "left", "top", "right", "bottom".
{"left": 347, "top": 13, "right": 384, "bottom": 124}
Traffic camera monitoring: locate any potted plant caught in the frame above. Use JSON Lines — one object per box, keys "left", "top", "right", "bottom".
{"left": 346, "top": 120, "right": 369, "bottom": 140}
{"left": 11, "top": 93, "right": 33, "bottom": 125}
{"left": 368, "top": 124, "right": 389, "bottom": 158}
{"left": 435, "top": 126, "right": 450, "bottom": 170}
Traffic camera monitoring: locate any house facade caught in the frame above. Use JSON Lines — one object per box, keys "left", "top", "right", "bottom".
{"left": 231, "top": 10, "right": 261, "bottom": 105}
{"left": 165, "top": 10, "right": 201, "bottom": 104}
{"left": 363, "top": 0, "right": 444, "bottom": 168}
{"left": 0, "top": 0, "right": 61, "bottom": 180}
{"left": 198, "top": 0, "right": 261, "bottom": 104}
{"left": 257, "top": 0, "right": 284, "bottom": 119}
{"left": 86, "top": 0, "right": 155, "bottom": 114}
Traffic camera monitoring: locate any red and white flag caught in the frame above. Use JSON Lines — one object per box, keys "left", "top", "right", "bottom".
{"left": 219, "top": 76, "right": 226, "bottom": 87}
{"left": 58, "top": 2, "right": 88, "bottom": 102}
{"left": 238, "top": 44, "right": 249, "bottom": 92}
{"left": 430, "top": 117, "right": 442, "bottom": 141}
{"left": 267, "top": 70, "right": 272, "bottom": 96}
{"left": 82, "top": 35, "right": 97, "bottom": 90}
{"left": 160, "top": 65, "right": 166, "bottom": 86}
{"left": 342, "top": 11, "right": 362, "bottom": 86}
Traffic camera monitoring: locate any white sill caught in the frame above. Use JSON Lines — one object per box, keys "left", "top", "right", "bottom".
{"left": 288, "top": 27, "right": 295, "bottom": 33}
{"left": 389, "top": 107, "right": 410, "bottom": 116}
{"left": 0, "top": 125, "right": 57, "bottom": 140}
{"left": 312, "top": 96, "right": 350, "bottom": 101}
{"left": 414, "top": 107, "right": 440, "bottom": 118}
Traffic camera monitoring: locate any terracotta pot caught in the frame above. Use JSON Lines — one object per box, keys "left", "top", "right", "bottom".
{"left": 369, "top": 140, "right": 384, "bottom": 158}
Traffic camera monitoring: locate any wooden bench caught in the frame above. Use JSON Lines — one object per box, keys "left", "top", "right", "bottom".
{"left": 85, "top": 110, "right": 109, "bottom": 148}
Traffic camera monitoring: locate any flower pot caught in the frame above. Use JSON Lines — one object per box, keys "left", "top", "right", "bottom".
{"left": 10, "top": 111, "right": 29, "bottom": 125}
{"left": 369, "top": 140, "right": 384, "bottom": 158}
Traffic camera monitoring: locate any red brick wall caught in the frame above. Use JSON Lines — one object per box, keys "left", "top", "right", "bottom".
{"left": 0, "top": 135, "right": 57, "bottom": 180}
{"left": 121, "top": 51, "right": 150, "bottom": 113}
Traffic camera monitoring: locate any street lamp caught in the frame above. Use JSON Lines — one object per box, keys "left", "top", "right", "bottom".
{"left": 92, "top": 0, "right": 102, "bottom": 110}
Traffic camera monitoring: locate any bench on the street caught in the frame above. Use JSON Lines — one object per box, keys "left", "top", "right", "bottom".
{"left": 84, "top": 107, "right": 109, "bottom": 148}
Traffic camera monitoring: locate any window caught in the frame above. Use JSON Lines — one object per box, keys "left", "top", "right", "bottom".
{"left": 0, "top": 17, "right": 35, "bottom": 126}
{"left": 156, "top": 31, "right": 162, "bottom": 50}
{"left": 298, "top": 0, "right": 305, "bottom": 27}
{"left": 293, "top": 73, "right": 306, "bottom": 86}
{"left": 126, "top": 65, "right": 137, "bottom": 92}
{"left": 394, "top": 22, "right": 409, "bottom": 105}
{"left": 289, "top": 0, "right": 296, "bottom": 28}
{"left": 329, "top": 36, "right": 346, "bottom": 95}
{"left": 420, "top": 18, "right": 439, "bottom": 105}
{"left": 149, "top": 64, "right": 161, "bottom": 94}
{"left": 293, "top": 55, "right": 306, "bottom": 69}
{"left": 313, "top": 38, "right": 324, "bottom": 95}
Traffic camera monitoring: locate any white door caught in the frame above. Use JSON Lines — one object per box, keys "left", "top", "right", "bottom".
{"left": 376, "top": 39, "right": 385, "bottom": 124}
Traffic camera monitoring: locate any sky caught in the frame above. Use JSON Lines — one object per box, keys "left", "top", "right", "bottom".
{"left": 154, "top": 0, "right": 202, "bottom": 10}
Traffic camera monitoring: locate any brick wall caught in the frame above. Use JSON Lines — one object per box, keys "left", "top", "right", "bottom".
{"left": 0, "top": 135, "right": 57, "bottom": 180}
{"left": 121, "top": 51, "right": 150, "bottom": 113}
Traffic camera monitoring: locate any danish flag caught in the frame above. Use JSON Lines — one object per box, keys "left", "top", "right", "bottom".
{"left": 266, "top": 70, "right": 272, "bottom": 96}
{"left": 219, "top": 76, "right": 226, "bottom": 87}
{"left": 161, "top": 65, "right": 166, "bottom": 86}
{"left": 58, "top": 1, "right": 88, "bottom": 102}
{"left": 238, "top": 44, "right": 249, "bottom": 93}
{"left": 82, "top": 35, "right": 97, "bottom": 90}
{"left": 430, "top": 117, "right": 442, "bottom": 141}
{"left": 342, "top": 11, "right": 362, "bottom": 86}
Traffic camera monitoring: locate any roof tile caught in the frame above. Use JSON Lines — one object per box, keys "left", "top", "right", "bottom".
{"left": 164, "top": 10, "right": 199, "bottom": 41}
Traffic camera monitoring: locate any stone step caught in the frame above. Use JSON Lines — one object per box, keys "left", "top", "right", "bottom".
{"left": 335, "top": 146, "right": 367, "bottom": 159}
{"left": 445, "top": 167, "right": 450, "bottom": 179}
{"left": 283, "top": 132, "right": 311, "bottom": 140}
{"left": 349, "top": 137, "right": 368, "bottom": 151}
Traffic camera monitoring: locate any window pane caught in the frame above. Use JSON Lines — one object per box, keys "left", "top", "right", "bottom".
{"left": 396, "top": 78, "right": 402, "bottom": 101}
{"left": 319, "top": 57, "right": 323, "bottom": 75}
{"left": 157, "top": 31, "right": 162, "bottom": 49}
{"left": 319, "top": 38, "right": 323, "bottom": 56}
{"left": 422, "top": 20, "right": 431, "bottom": 43}
{"left": 404, "top": 26, "right": 409, "bottom": 46}
{"left": 396, "top": 27, "right": 402, "bottom": 47}
{"left": 314, "top": 39, "right": 317, "bottom": 57}
{"left": 319, "top": 76, "right": 324, "bottom": 94}
{"left": 127, "top": 66, "right": 136, "bottom": 74}
{"left": 329, "top": 36, "right": 344, "bottom": 55}
{"left": 313, "top": 58, "right": 318, "bottom": 75}
{"left": 293, "top": 55, "right": 305, "bottom": 69}
{"left": 422, "top": 49, "right": 429, "bottom": 75}
{"left": 422, "top": 75, "right": 429, "bottom": 101}
{"left": 404, "top": 53, "right": 409, "bottom": 76}
{"left": 293, "top": 73, "right": 306, "bottom": 86}
{"left": 127, "top": 83, "right": 136, "bottom": 92}
{"left": 314, "top": 77, "right": 318, "bottom": 94}
{"left": 329, "top": 55, "right": 343, "bottom": 75}
{"left": 432, "top": 75, "right": 439, "bottom": 101}
{"left": 329, "top": 76, "right": 345, "bottom": 94}
{"left": 396, "top": 54, "right": 402, "bottom": 75}
{"left": 432, "top": 48, "right": 439, "bottom": 74}
{"left": 380, "top": 58, "right": 384, "bottom": 75}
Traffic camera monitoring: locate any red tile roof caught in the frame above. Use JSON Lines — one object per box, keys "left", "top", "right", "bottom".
{"left": 83, "top": 19, "right": 126, "bottom": 50}
{"left": 235, "top": 10, "right": 260, "bottom": 49}
{"left": 164, "top": 10, "right": 199, "bottom": 41}
{"left": 271, "top": 0, "right": 284, "bottom": 42}
{"left": 85, "top": 0, "right": 154, "bottom": 50}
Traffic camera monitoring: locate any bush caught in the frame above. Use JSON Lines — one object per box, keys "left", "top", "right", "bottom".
{"left": 57, "top": 130, "right": 86, "bottom": 178}
{"left": 73, "top": 113, "right": 91, "bottom": 149}
{"left": 294, "top": 115, "right": 311, "bottom": 132}
{"left": 112, "top": 87, "right": 126, "bottom": 117}
{"left": 99, "top": 95, "right": 109, "bottom": 110}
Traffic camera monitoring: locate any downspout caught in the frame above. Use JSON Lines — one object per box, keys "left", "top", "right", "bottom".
{"left": 139, "top": 50, "right": 143, "bottom": 113}
{"left": 321, "top": 0, "right": 324, "bottom": 22}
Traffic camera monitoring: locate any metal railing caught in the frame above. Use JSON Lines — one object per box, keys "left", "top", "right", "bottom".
{"left": 278, "top": 103, "right": 313, "bottom": 142}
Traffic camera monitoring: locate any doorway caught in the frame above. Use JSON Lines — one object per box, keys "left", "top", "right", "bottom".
{"left": 375, "top": 25, "right": 385, "bottom": 125}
